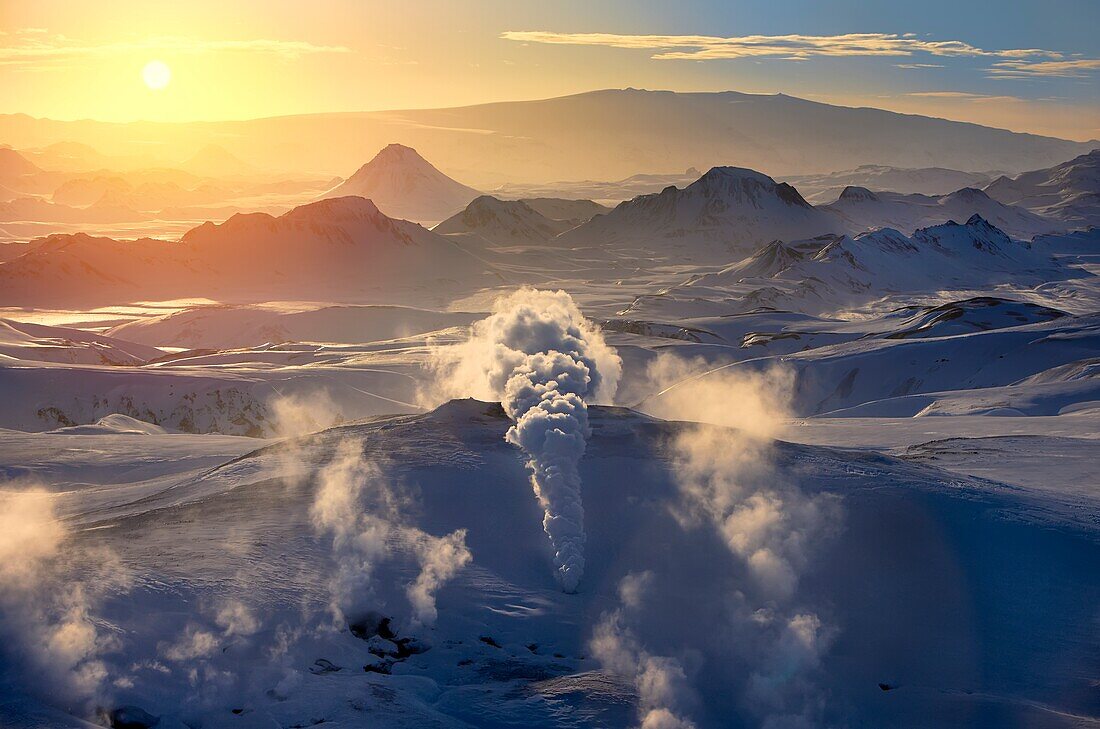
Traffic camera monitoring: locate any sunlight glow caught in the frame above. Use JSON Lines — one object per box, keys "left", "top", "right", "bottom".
{"left": 142, "top": 59, "right": 171, "bottom": 90}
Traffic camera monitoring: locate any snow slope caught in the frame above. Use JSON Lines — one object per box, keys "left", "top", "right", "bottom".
{"left": 740, "top": 312, "right": 1100, "bottom": 415}
{"left": 1, "top": 400, "right": 1096, "bottom": 728}
{"left": 984, "top": 148, "right": 1100, "bottom": 227}
{"left": 0, "top": 318, "right": 163, "bottom": 365}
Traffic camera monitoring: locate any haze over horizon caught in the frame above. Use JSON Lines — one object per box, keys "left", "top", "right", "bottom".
{"left": 2, "top": 0, "right": 1098, "bottom": 140}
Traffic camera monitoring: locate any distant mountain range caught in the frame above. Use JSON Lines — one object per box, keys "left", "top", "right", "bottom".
{"left": 654, "top": 215, "right": 1074, "bottom": 316}
{"left": 1, "top": 89, "right": 1094, "bottom": 185}
{"left": 781, "top": 165, "right": 999, "bottom": 204}
{"left": 0, "top": 196, "right": 493, "bottom": 306}
{"left": 437, "top": 148, "right": 1097, "bottom": 260}
{"left": 3, "top": 143, "right": 1096, "bottom": 309}
{"left": 822, "top": 185, "right": 1060, "bottom": 239}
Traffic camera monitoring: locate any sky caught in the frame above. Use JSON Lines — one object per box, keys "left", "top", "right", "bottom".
{"left": 1, "top": 0, "right": 1097, "bottom": 140}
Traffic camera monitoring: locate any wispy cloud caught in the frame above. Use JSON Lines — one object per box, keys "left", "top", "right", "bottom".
{"left": 501, "top": 31, "right": 1061, "bottom": 61}
{"left": 905, "top": 91, "right": 986, "bottom": 98}
{"left": 0, "top": 30, "right": 351, "bottom": 67}
{"left": 502, "top": 31, "right": 1099, "bottom": 80}
{"left": 988, "top": 58, "right": 1100, "bottom": 78}
{"left": 904, "top": 91, "right": 1022, "bottom": 103}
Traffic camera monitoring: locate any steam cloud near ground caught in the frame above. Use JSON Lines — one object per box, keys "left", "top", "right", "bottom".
{"left": 425, "top": 287, "right": 621, "bottom": 592}
{"left": 591, "top": 572, "right": 698, "bottom": 729}
{"left": 269, "top": 390, "right": 345, "bottom": 437}
{"left": 310, "top": 439, "right": 470, "bottom": 627}
{"left": 0, "top": 485, "right": 129, "bottom": 717}
{"left": 641, "top": 354, "right": 840, "bottom": 726}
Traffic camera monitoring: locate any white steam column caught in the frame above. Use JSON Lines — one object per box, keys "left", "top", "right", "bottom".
{"left": 429, "top": 288, "right": 620, "bottom": 592}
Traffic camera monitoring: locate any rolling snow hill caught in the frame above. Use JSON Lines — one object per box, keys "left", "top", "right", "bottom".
{"left": 0, "top": 318, "right": 164, "bottom": 365}
{"left": 107, "top": 304, "right": 480, "bottom": 350}
{"left": 675, "top": 216, "right": 1072, "bottom": 314}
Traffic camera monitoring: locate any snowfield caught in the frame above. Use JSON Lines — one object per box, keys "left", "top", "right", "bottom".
{"left": 1, "top": 401, "right": 1097, "bottom": 728}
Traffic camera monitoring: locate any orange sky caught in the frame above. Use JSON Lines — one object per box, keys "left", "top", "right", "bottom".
{"left": 1, "top": 0, "right": 1097, "bottom": 141}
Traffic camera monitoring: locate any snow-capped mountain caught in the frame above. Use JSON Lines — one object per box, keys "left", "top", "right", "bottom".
{"left": 557, "top": 166, "right": 848, "bottom": 262}
{"left": 0, "top": 196, "right": 492, "bottom": 306}
{"left": 178, "top": 196, "right": 491, "bottom": 291}
{"left": 772, "top": 215, "right": 1060, "bottom": 297}
{"left": 320, "top": 143, "right": 480, "bottom": 223}
{"left": 823, "top": 185, "right": 1062, "bottom": 239}
{"left": 672, "top": 216, "right": 1071, "bottom": 315}
{"left": 984, "top": 148, "right": 1100, "bottom": 227}
{"left": 434, "top": 195, "right": 576, "bottom": 244}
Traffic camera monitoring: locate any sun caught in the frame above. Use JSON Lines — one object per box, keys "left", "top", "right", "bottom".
{"left": 142, "top": 60, "right": 171, "bottom": 91}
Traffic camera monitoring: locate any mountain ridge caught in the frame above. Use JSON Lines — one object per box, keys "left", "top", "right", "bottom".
{"left": 1, "top": 89, "right": 1093, "bottom": 186}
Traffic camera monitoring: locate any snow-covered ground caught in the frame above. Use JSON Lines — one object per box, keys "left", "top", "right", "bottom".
{"left": 1, "top": 401, "right": 1097, "bottom": 728}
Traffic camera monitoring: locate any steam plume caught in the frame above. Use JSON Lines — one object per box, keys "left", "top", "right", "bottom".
{"left": 310, "top": 439, "right": 470, "bottom": 625}
{"left": 642, "top": 355, "right": 839, "bottom": 723}
{"left": 407, "top": 529, "right": 472, "bottom": 626}
{"left": 426, "top": 288, "right": 621, "bottom": 592}
{"left": 269, "top": 389, "right": 344, "bottom": 437}
{"left": 309, "top": 441, "right": 395, "bottom": 620}
{"left": 642, "top": 355, "right": 832, "bottom": 600}
{"left": 0, "top": 485, "right": 128, "bottom": 714}
{"left": 591, "top": 572, "right": 697, "bottom": 729}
